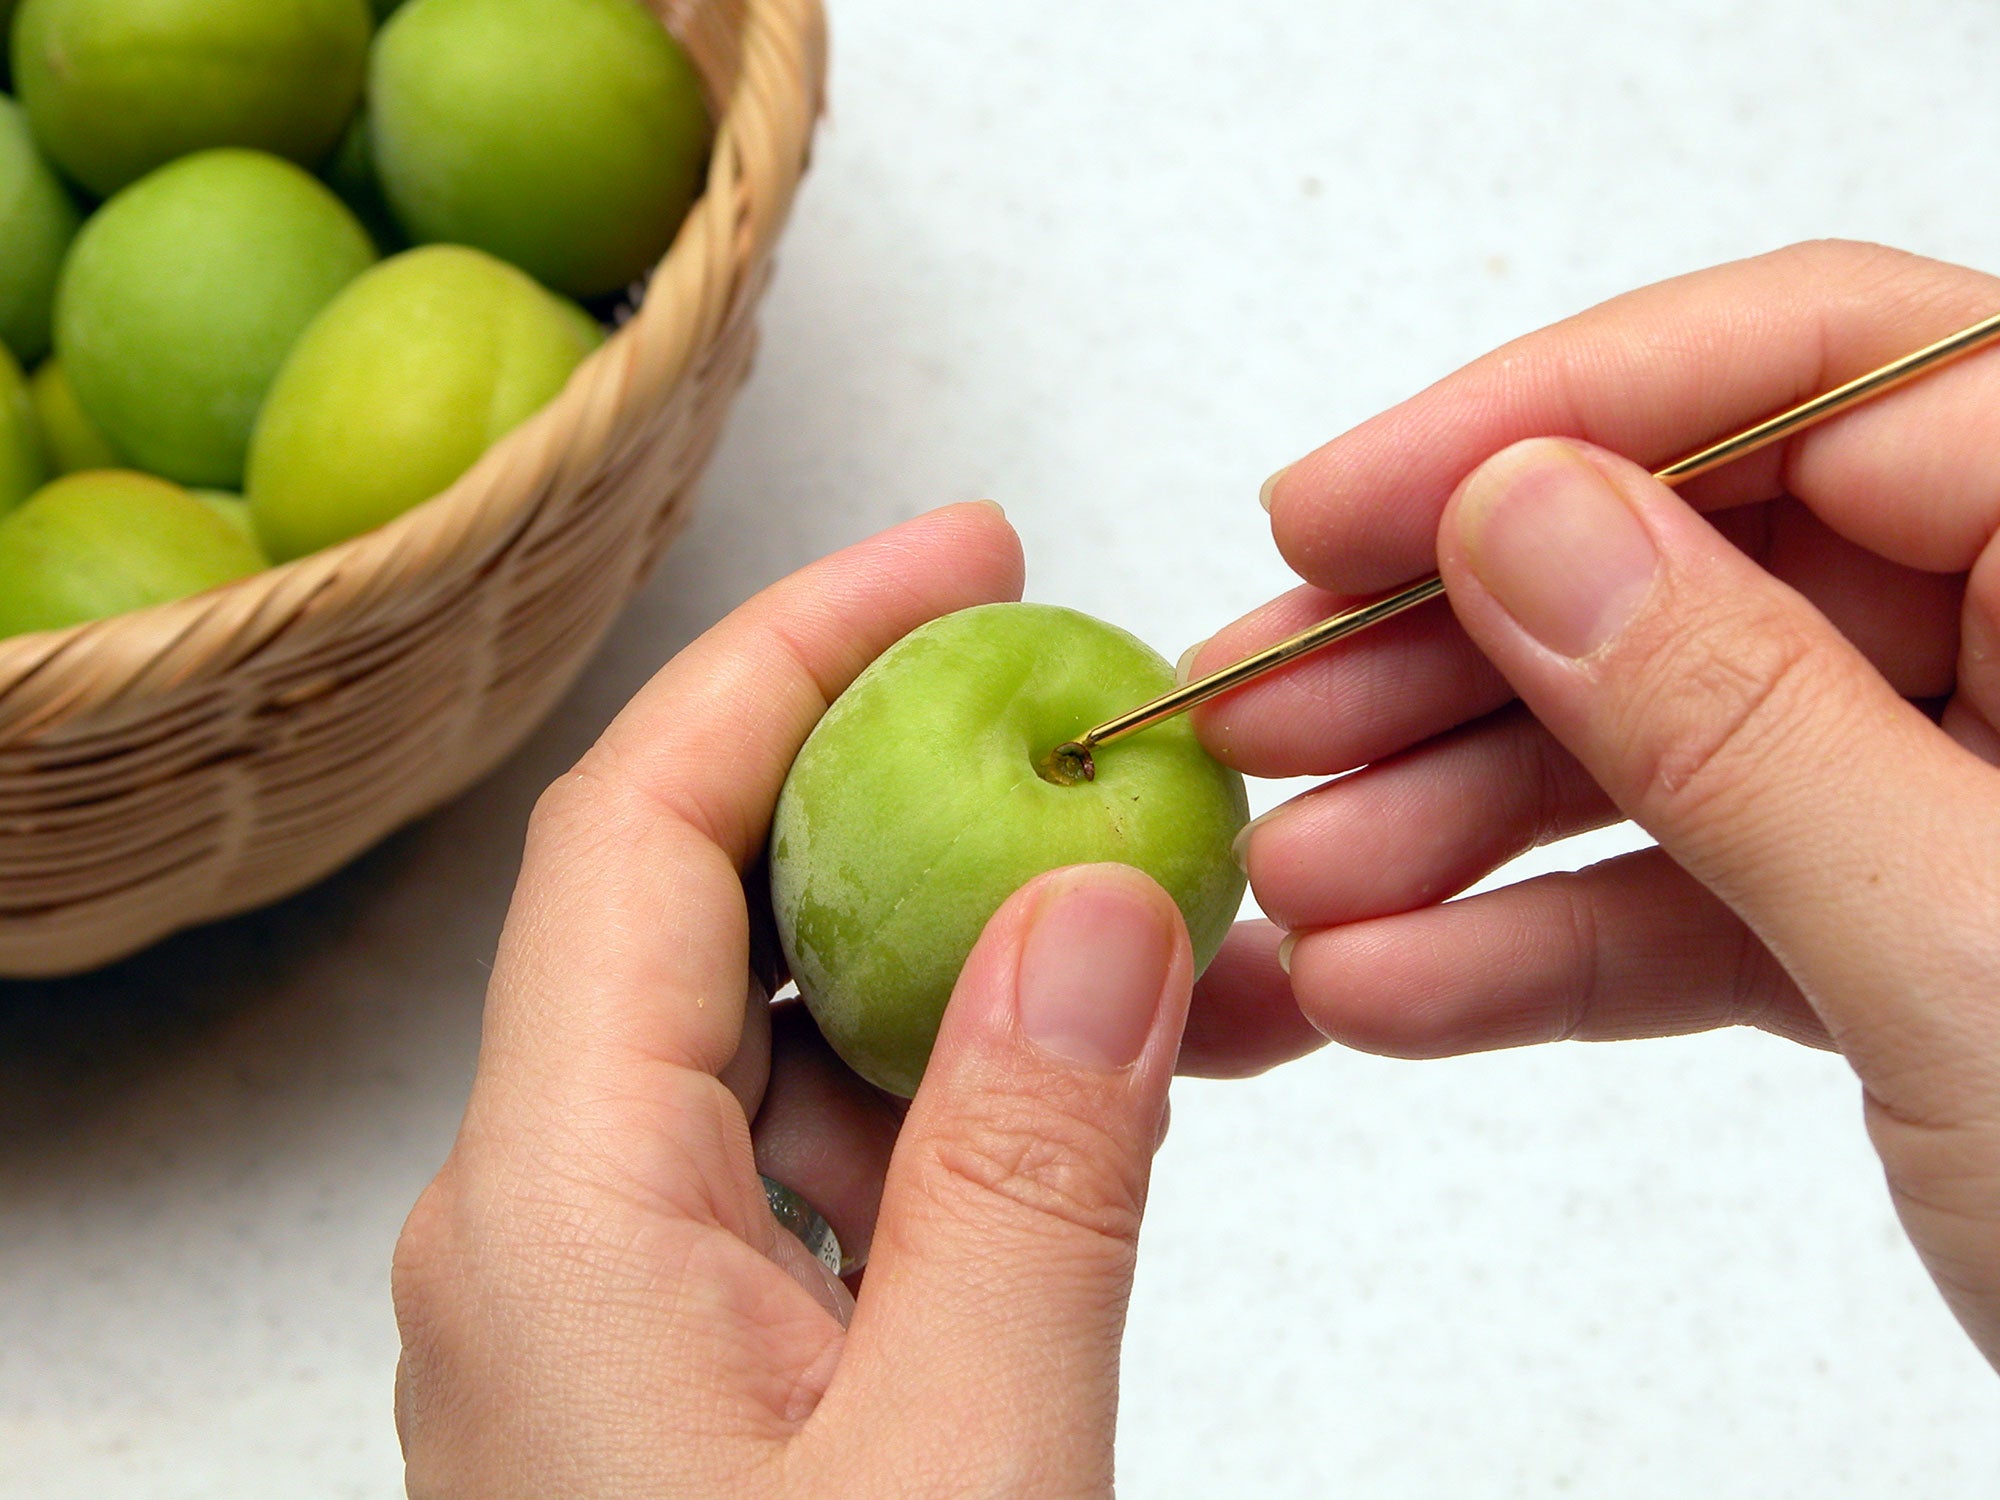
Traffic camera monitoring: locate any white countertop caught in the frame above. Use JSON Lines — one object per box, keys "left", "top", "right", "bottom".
{"left": 6, "top": 1, "right": 1999, "bottom": 1493}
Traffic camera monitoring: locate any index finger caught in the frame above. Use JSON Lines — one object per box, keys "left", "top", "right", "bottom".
{"left": 1268, "top": 241, "right": 2000, "bottom": 594}
{"left": 464, "top": 503, "right": 1024, "bottom": 1199}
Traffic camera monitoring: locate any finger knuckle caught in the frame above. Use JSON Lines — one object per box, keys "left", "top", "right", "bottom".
{"left": 1767, "top": 237, "right": 1914, "bottom": 282}
{"left": 1867, "top": 1094, "right": 2000, "bottom": 1232}
{"left": 391, "top": 1174, "right": 475, "bottom": 1489}
{"left": 500, "top": 1067, "right": 754, "bottom": 1241}
{"left": 1545, "top": 874, "right": 1603, "bottom": 1044}
{"left": 1615, "top": 607, "right": 1830, "bottom": 828}
{"left": 924, "top": 1098, "right": 1146, "bottom": 1250}
{"left": 1519, "top": 716, "right": 1588, "bottom": 849}
{"left": 393, "top": 1174, "right": 465, "bottom": 1340}
{"left": 1721, "top": 913, "right": 1794, "bottom": 1032}
{"left": 524, "top": 768, "right": 605, "bottom": 853}
{"left": 633, "top": 1066, "right": 762, "bottom": 1227}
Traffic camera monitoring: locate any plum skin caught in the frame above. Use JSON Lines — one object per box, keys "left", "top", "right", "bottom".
{"left": 369, "top": 0, "right": 711, "bottom": 299}
{"left": 771, "top": 603, "right": 1250, "bottom": 1098}
{"left": 0, "top": 94, "right": 81, "bottom": 368}
{"left": 54, "top": 149, "right": 378, "bottom": 489}
{"left": 12, "top": 0, "right": 372, "bottom": 199}
{"left": 0, "top": 470, "right": 267, "bottom": 637}
{"left": 245, "top": 244, "right": 602, "bottom": 561}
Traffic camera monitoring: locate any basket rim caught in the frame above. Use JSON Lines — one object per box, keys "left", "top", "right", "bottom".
{"left": 0, "top": 0, "right": 825, "bottom": 745}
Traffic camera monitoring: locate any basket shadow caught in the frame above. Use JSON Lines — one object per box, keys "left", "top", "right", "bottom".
{"left": 0, "top": 836, "right": 408, "bottom": 1142}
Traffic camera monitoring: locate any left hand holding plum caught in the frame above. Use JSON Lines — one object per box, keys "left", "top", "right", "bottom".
{"left": 393, "top": 502, "right": 1244, "bottom": 1495}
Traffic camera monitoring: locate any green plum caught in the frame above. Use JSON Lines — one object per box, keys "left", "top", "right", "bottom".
{"left": 371, "top": 0, "right": 710, "bottom": 298}
{"left": 770, "top": 603, "right": 1251, "bottom": 1097}
{"left": 190, "top": 489, "right": 263, "bottom": 551}
{"left": 56, "top": 149, "right": 377, "bottom": 489}
{"left": 0, "top": 470, "right": 266, "bottom": 637}
{"left": 0, "top": 341, "right": 46, "bottom": 514}
{"left": 0, "top": 92, "right": 80, "bottom": 366}
{"left": 28, "top": 358, "right": 122, "bottom": 474}
{"left": 246, "top": 244, "right": 603, "bottom": 561}
{"left": 11, "top": 0, "right": 373, "bottom": 199}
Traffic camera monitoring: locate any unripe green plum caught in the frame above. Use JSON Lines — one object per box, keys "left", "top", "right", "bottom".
{"left": 56, "top": 149, "right": 377, "bottom": 489}
{"left": 246, "top": 245, "right": 603, "bottom": 561}
{"left": 0, "top": 341, "right": 46, "bottom": 514}
{"left": 771, "top": 603, "right": 1251, "bottom": 1097}
{"left": 191, "top": 489, "right": 262, "bottom": 550}
{"left": 0, "top": 470, "right": 266, "bottom": 637}
{"left": 28, "top": 359, "right": 123, "bottom": 475}
{"left": 371, "top": 0, "right": 710, "bottom": 298}
{"left": 12, "top": 0, "right": 372, "bottom": 199}
{"left": 0, "top": 93, "right": 80, "bottom": 367}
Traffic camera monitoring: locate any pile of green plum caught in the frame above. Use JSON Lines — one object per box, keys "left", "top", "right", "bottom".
{"left": 0, "top": 0, "right": 710, "bottom": 638}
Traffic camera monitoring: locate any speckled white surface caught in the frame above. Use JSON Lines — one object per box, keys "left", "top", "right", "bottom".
{"left": 5, "top": 1, "right": 1999, "bottom": 1494}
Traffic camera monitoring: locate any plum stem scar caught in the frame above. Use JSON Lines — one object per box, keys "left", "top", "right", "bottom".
{"left": 1038, "top": 742, "right": 1095, "bottom": 785}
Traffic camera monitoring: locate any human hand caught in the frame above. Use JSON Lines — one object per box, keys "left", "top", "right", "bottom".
{"left": 390, "top": 501, "right": 1304, "bottom": 1497}
{"left": 1190, "top": 241, "right": 2000, "bottom": 1366}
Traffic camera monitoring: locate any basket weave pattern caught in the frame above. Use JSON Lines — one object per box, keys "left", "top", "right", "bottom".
{"left": 0, "top": 0, "right": 827, "bottom": 977}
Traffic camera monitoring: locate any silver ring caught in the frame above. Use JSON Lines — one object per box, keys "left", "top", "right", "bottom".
{"left": 761, "top": 1175, "right": 845, "bottom": 1277}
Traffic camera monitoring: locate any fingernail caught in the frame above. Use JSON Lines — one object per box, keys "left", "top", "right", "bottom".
{"left": 1018, "top": 868, "right": 1175, "bottom": 1071}
{"left": 1174, "top": 638, "right": 1209, "bottom": 686}
{"left": 1230, "top": 808, "right": 1273, "bottom": 872}
{"left": 1276, "top": 932, "right": 1298, "bottom": 975}
{"left": 1258, "top": 467, "right": 1289, "bottom": 513}
{"left": 1454, "top": 439, "right": 1659, "bottom": 658}
{"left": 972, "top": 498, "right": 1007, "bottom": 519}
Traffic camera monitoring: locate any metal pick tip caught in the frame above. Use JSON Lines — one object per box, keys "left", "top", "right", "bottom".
{"left": 1040, "top": 742, "right": 1096, "bottom": 785}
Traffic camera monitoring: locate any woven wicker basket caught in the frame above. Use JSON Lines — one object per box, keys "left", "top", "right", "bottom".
{"left": 0, "top": 0, "right": 827, "bottom": 977}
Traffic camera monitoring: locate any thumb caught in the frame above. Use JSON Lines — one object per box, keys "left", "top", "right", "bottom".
{"left": 1438, "top": 438, "right": 2000, "bottom": 1087}
{"left": 1438, "top": 438, "right": 2000, "bottom": 1348}
{"left": 831, "top": 863, "right": 1190, "bottom": 1493}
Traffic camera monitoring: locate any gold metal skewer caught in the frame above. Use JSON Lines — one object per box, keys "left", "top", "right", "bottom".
{"left": 1044, "top": 308, "right": 2000, "bottom": 785}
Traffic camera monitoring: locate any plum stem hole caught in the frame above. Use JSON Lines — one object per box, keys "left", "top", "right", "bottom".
{"left": 1037, "top": 742, "right": 1096, "bottom": 786}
